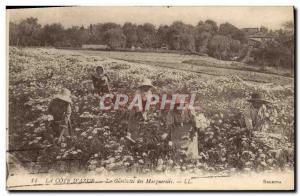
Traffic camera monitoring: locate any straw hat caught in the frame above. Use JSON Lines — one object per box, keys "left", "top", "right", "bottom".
{"left": 138, "top": 79, "right": 155, "bottom": 89}
{"left": 54, "top": 88, "right": 72, "bottom": 104}
{"left": 247, "top": 93, "right": 270, "bottom": 104}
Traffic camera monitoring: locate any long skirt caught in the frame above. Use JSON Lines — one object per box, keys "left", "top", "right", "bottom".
{"left": 171, "top": 124, "right": 199, "bottom": 161}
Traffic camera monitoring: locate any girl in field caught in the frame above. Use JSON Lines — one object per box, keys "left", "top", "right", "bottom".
{"left": 91, "top": 66, "right": 110, "bottom": 95}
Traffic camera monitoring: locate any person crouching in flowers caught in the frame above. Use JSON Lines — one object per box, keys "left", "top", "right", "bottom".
{"left": 166, "top": 100, "right": 198, "bottom": 161}
{"left": 166, "top": 99, "right": 209, "bottom": 162}
{"left": 243, "top": 92, "right": 271, "bottom": 137}
{"left": 48, "top": 88, "right": 73, "bottom": 142}
{"left": 91, "top": 65, "right": 110, "bottom": 95}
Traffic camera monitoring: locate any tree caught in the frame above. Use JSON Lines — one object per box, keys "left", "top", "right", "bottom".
{"left": 194, "top": 20, "right": 218, "bottom": 53}
{"left": 137, "top": 23, "right": 156, "bottom": 48}
{"left": 167, "top": 21, "right": 195, "bottom": 51}
{"left": 103, "top": 28, "right": 126, "bottom": 49}
{"left": 251, "top": 40, "right": 288, "bottom": 69}
{"left": 16, "top": 17, "right": 42, "bottom": 46}
{"left": 219, "top": 22, "right": 246, "bottom": 43}
{"left": 86, "top": 24, "right": 103, "bottom": 44}
{"left": 180, "top": 33, "right": 195, "bottom": 51}
{"left": 123, "top": 22, "right": 138, "bottom": 48}
{"left": 156, "top": 25, "right": 170, "bottom": 48}
{"left": 102, "top": 23, "right": 120, "bottom": 32}
{"left": 40, "top": 23, "right": 65, "bottom": 46}
{"left": 278, "top": 21, "right": 294, "bottom": 49}
{"left": 86, "top": 23, "right": 120, "bottom": 45}
{"left": 9, "top": 22, "right": 19, "bottom": 46}
{"left": 208, "top": 35, "right": 231, "bottom": 60}
{"left": 64, "top": 26, "right": 88, "bottom": 47}
{"left": 203, "top": 20, "right": 218, "bottom": 33}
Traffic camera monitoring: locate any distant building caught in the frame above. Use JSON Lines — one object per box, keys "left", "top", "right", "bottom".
{"left": 242, "top": 28, "right": 260, "bottom": 37}
{"left": 248, "top": 32, "right": 276, "bottom": 41}
{"left": 242, "top": 28, "right": 276, "bottom": 48}
{"left": 248, "top": 32, "right": 276, "bottom": 48}
{"left": 82, "top": 44, "right": 110, "bottom": 50}
{"left": 247, "top": 38, "right": 261, "bottom": 48}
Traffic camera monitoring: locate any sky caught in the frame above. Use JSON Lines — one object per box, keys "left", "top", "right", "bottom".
{"left": 7, "top": 6, "right": 294, "bottom": 30}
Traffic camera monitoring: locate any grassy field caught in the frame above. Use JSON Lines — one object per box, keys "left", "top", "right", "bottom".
{"left": 71, "top": 49, "right": 294, "bottom": 85}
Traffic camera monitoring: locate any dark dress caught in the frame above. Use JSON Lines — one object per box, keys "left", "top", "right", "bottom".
{"left": 91, "top": 74, "right": 110, "bottom": 94}
{"left": 48, "top": 98, "right": 72, "bottom": 137}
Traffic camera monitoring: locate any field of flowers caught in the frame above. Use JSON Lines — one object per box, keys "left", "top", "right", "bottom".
{"left": 8, "top": 47, "right": 294, "bottom": 175}
{"left": 77, "top": 49, "right": 294, "bottom": 85}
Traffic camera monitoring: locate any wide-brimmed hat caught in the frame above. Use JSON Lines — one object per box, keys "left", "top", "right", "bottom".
{"left": 54, "top": 88, "right": 72, "bottom": 103}
{"left": 138, "top": 79, "right": 155, "bottom": 89}
{"left": 247, "top": 93, "right": 270, "bottom": 104}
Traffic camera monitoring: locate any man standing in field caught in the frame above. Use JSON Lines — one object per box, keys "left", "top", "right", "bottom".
{"left": 48, "top": 88, "right": 73, "bottom": 142}
{"left": 243, "top": 92, "right": 271, "bottom": 136}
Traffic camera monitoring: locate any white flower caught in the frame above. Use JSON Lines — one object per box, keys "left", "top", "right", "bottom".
{"left": 71, "top": 151, "right": 78, "bottom": 155}
{"left": 142, "top": 152, "right": 148, "bottom": 157}
{"left": 138, "top": 159, "right": 144, "bottom": 164}
{"left": 47, "top": 115, "right": 54, "bottom": 121}
{"left": 92, "top": 129, "right": 98, "bottom": 134}
{"left": 161, "top": 133, "right": 168, "bottom": 140}
{"left": 157, "top": 159, "right": 164, "bottom": 165}
{"left": 33, "top": 139, "right": 39, "bottom": 143}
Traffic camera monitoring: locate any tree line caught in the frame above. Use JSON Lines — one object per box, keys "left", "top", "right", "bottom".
{"left": 9, "top": 17, "right": 294, "bottom": 70}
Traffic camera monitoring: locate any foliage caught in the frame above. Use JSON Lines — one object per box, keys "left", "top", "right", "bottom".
{"left": 219, "top": 22, "right": 246, "bottom": 43}
{"left": 9, "top": 17, "right": 294, "bottom": 71}
{"left": 122, "top": 22, "right": 138, "bottom": 48}
{"left": 9, "top": 47, "right": 294, "bottom": 174}
{"left": 103, "top": 28, "right": 126, "bottom": 49}
{"left": 136, "top": 23, "right": 156, "bottom": 48}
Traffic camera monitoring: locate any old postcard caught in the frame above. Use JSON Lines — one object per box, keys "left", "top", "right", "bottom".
{"left": 6, "top": 6, "right": 295, "bottom": 190}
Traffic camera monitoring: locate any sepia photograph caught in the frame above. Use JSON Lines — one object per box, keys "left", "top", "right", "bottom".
{"left": 6, "top": 6, "right": 295, "bottom": 191}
